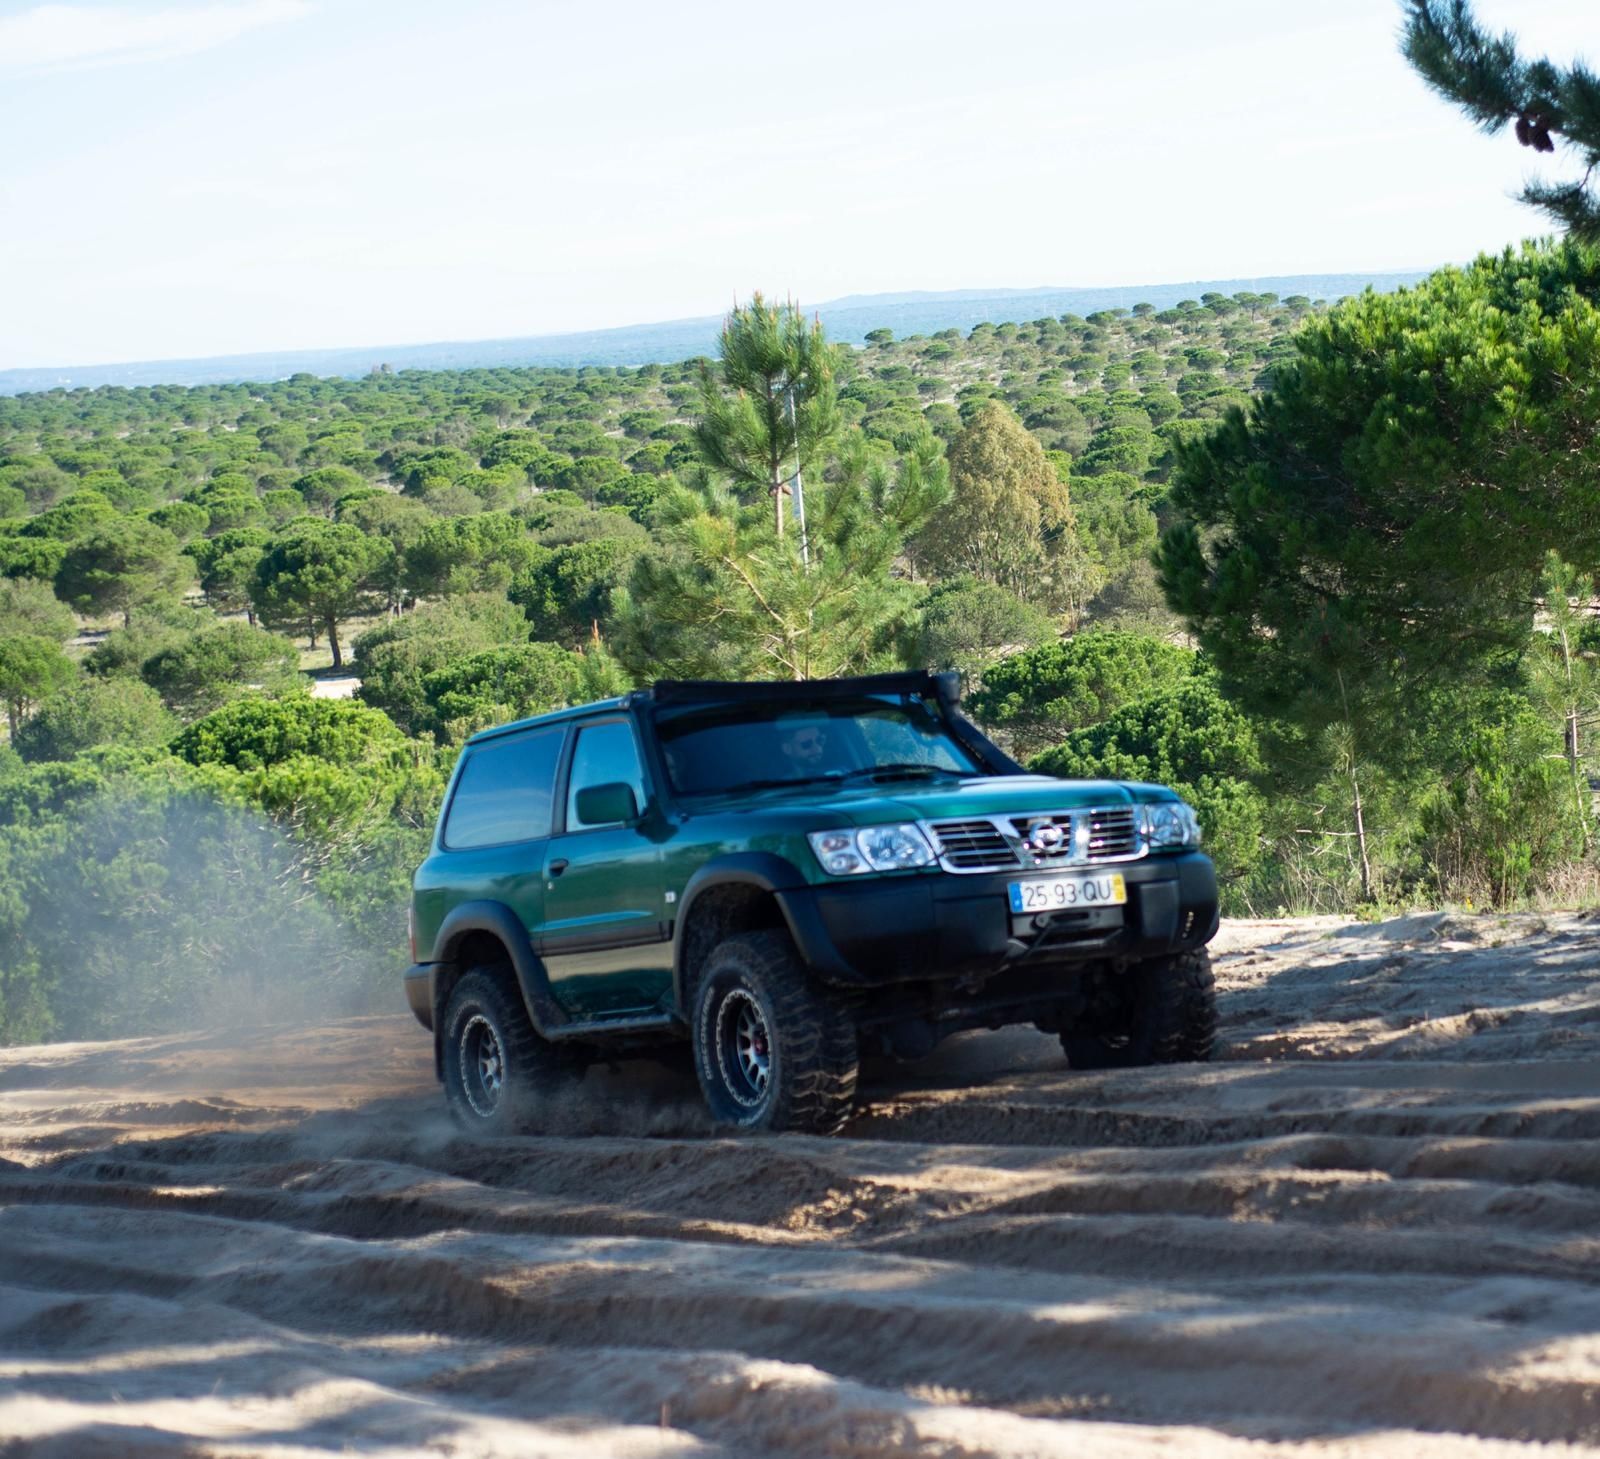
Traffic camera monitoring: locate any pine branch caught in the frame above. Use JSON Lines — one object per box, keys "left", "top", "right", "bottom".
{"left": 1402, "top": 0, "right": 1527, "bottom": 132}
{"left": 1402, "top": 0, "right": 1600, "bottom": 239}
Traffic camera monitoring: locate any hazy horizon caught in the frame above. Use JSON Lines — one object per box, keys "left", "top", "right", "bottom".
{"left": 0, "top": 268, "right": 1433, "bottom": 392}
{"left": 3, "top": 267, "right": 1434, "bottom": 374}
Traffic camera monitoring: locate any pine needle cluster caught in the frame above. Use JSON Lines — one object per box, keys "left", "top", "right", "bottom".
{"left": 1404, "top": 0, "right": 1600, "bottom": 238}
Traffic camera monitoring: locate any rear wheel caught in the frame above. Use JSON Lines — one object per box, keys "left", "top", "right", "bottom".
{"left": 441, "top": 967, "right": 583, "bottom": 1134}
{"left": 1061, "top": 948, "right": 1217, "bottom": 1070}
{"left": 691, "top": 931, "right": 859, "bottom": 1134}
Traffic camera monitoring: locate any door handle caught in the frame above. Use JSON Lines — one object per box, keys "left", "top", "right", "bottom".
{"left": 548, "top": 858, "right": 569, "bottom": 877}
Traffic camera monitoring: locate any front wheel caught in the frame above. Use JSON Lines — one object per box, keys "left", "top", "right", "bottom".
{"left": 1061, "top": 948, "right": 1217, "bottom": 1070}
{"left": 691, "top": 931, "right": 859, "bottom": 1134}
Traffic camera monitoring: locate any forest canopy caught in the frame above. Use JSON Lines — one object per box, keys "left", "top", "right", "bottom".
{"left": 4, "top": 268, "right": 1598, "bottom": 1043}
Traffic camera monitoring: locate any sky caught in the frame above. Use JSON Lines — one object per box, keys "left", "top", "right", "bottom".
{"left": 0, "top": 0, "right": 1594, "bottom": 369}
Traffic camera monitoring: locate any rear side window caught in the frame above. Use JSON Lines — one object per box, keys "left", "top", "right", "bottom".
{"left": 442, "top": 726, "right": 564, "bottom": 849}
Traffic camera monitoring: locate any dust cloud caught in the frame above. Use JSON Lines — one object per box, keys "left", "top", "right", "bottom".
{"left": 1, "top": 913, "right": 1599, "bottom": 1456}
{"left": 2, "top": 786, "right": 394, "bottom": 1047}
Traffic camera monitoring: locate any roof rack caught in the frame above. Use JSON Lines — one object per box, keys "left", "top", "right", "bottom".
{"left": 647, "top": 671, "right": 961, "bottom": 708}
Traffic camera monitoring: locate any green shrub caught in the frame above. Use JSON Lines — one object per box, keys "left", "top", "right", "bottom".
{"left": 970, "top": 631, "right": 1197, "bottom": 757}
{"left": 15, "top": 678, "right": 176, "bottom": 763}
{"left": 1031, "top": 679, "right": 1266, "bottom": 882}
{"left": 1415, "top": 695, "right": 1585, "bottom": 906}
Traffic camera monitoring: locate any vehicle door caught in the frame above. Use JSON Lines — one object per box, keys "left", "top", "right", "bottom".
{"left": 539, "top": 714, "right": 672, "bottom": 1017}
{"left": 423, "top": 723, "right": 567, "bottom": 951}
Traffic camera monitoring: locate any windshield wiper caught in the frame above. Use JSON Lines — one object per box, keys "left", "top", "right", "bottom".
{"left": 836, "top": 763, "right": 963, "bottom": 782}
{"left": 699, "top": 773, "right": 848, "bottom": 795}
{"left": 690, "top": 764, "right": 965, "bottom": 797}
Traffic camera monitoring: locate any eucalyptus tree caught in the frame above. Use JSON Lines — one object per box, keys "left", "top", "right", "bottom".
{"left": 916, "top": 402, "right": 1084, "bottom": 612}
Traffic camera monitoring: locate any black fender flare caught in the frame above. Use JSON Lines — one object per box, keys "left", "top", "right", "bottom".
{"left": 671, "top": 853, "right": 847, "bottom": 1008}
{"left": 430, "top": 900, "right": 568, "bottom": 1038}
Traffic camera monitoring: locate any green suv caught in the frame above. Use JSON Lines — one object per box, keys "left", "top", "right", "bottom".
{"left": 405, "top": 672, "right": 1219, "bottom": 1135}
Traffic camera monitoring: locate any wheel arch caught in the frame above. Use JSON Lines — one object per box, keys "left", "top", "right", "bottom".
{"left": 431, "top": 901, "right": 567, "bottom": 1064}
{"left": 672, "top": 854, "right": 845, "bottom": 1010}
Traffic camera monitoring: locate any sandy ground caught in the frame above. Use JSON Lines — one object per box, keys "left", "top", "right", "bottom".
{"left": 307, "top": 675, "right": 360, "bottom": 700}
{"left": 1, "top": 911, "right": 1599, "bottom": 1457}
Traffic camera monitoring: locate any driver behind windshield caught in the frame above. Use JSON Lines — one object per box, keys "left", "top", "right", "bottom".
{"left": 776, "top": 717, "right": 838, "bottom": 779}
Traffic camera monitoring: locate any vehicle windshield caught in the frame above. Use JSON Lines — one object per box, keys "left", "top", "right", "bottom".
{"left": 655, "top": 693, "right": 982, "bottom": 797}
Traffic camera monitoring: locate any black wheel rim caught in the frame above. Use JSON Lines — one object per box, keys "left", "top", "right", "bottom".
{"left": 459, "top": 1013, "right": 505, "bottom": 1118}
{"left": 714, "top": 987, "right": 772, "bottom": 1110}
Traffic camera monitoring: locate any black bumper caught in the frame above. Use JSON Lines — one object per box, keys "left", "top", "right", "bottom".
{"left": 404, "top": 963, "right": 434, "bottom": 1029}
{"left": 780, "top": 852, "right": 1219, "bottom": 987}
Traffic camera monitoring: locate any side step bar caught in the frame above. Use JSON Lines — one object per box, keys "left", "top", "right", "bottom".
{"left": 545, "top": 1012, "right": 682, "bottom": 1042}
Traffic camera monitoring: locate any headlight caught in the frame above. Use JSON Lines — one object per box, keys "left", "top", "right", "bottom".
{"left": 808, "top": 830, "right": 867, "bottom": 875}
{"left": 807, "top": 824, "right": 936, "bottom": 875}
{"left": 1140, "top": 801, "right": 1202, "bottom": 849}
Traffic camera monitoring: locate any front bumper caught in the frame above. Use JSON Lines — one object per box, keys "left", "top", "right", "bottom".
{"left": 782, "top": 851, "right": 1218, "bottom": 987}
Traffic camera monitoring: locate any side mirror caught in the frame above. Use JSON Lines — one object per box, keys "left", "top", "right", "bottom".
{"left": 574, "top": 781, "right": 639, "bottom": 827}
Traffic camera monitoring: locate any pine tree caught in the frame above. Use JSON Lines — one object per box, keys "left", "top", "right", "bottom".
{"left": 1403, "top": 1, "right": 1600, "bottom": 238}
{"left": 695, "top": 294, "right": 839, "bottom": 539}
{"left": 1157, "top": 241, "right": 1600, "bottom": 900}
{"left": 616, "top": 433, "right": 947, "bottom": 682}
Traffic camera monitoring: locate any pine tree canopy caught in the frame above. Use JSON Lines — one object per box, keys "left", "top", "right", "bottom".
{"left": 694, "top": 294, "right": 839, "bottom": 537}
{"left": 1403, "top": 0, "right": 1600, "bottom": 238}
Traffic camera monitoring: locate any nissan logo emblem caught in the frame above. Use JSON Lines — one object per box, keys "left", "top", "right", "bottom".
{"left": 1026, "top": 820, "right": 1068, "bottom": 855}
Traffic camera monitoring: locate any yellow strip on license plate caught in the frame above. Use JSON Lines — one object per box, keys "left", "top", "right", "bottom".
{"left": 1008, "top": 871, "right": 1127, "bottom": 913}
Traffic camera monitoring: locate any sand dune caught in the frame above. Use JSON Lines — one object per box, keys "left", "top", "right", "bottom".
{"left": 1, "top": 912, "right": 1598, "bottom": 1456}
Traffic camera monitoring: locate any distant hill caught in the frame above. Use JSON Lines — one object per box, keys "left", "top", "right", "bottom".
{"left": 0, "top": 271, "right": 1431, "bottom": 395}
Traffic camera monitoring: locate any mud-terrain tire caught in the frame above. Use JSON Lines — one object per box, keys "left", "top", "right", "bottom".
{"left": 1061, "top": 948, "right": 1217, "bottom": 1070}
{"left": 441, "top": 967, "right": 583, "bottom": 1135}
{"left": 691, "top": 931, "right": 859, "bottom": 1134}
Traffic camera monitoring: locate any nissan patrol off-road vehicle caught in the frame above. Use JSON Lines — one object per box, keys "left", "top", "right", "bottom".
{"left": 405, "top": 672, "right": 1219, "bottom": 1135}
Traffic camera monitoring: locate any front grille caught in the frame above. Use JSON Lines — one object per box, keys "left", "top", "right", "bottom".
{"left": 926, "top": 818, "right": 1020, "bottom": 872}
{"left": 1009, "top": 812, "right": 1073, "bottom": 859}
{"left": 1088, "top": 808, "right": 1139, "bottom": 859}
{"left": 924, "top": 807, "right": 1147, "bottom": 875}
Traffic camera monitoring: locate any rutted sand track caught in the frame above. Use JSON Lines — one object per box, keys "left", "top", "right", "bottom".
{"left": 2, "top": 913, "right": 1599, "bottom": 1457}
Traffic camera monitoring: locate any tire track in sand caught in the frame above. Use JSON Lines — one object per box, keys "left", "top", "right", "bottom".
{"left": 1, "top": 914, "right": 1598, "bottom": 1456}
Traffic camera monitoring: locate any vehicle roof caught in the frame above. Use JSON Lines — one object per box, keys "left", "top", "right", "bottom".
{"left": 464, "top": 696, "right": 628, "bottom": 745}
{"left": 461, "top": 671, "right": 962, "bottom": 747}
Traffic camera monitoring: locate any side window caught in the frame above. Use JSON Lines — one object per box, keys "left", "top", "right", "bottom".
{"left": 442, "top": 726, "right": 564, "bottom": 850}
{"left": 566, "top": 720, "right": 646, "bottom": 829}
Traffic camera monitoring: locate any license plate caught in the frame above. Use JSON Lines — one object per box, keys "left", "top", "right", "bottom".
{"left": 1008, "top": 871, "right": 1127, "bottom": 913}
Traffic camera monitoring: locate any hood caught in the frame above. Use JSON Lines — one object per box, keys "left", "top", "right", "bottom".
{"left": 850, "top": 774, "right": 1171, "bottom": 824}
{"left": 688, "top": 774, "right": 1178, "bottom": 828}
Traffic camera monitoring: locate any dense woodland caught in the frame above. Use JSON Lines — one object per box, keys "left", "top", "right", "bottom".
{"left": 2, "top": 263, "right": 1597, "bottom": 1045}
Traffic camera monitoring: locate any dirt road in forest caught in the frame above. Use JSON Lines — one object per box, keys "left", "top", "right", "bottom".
{"left": 2, "top": 912, "right": 1599, "bottom": 1457}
